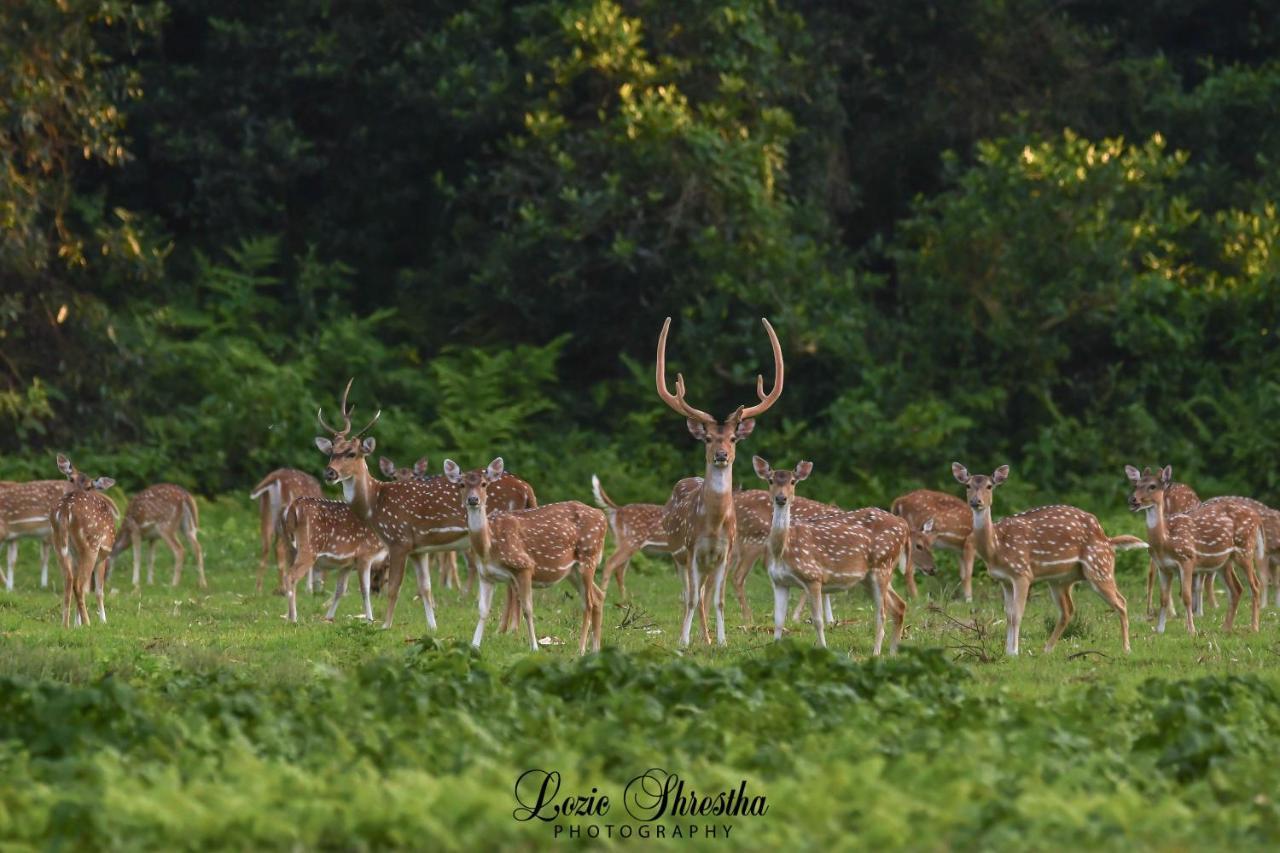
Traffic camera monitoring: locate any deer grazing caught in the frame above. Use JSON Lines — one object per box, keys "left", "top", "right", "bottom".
{"left": 1126, "top": 465, "right": 1263, "bottom": 635}
{"left": 108, "top": 484, "right": 205, "bottom": 589}
{"left": 445, "top": 458, "right": 606, "bottom": 654}
{"left": 655, "top": 316, "right": 783, "bottom": 647}
{"left": 891, "top": 489, "right": 977, "bottom": 601}
{"left": 0, "top": 477, "right": 80, "bottom": 590}
{"left": 752, "top": 457, "right": 911, "bottom": 654}
{"left": 251, "top": 468, "right": 323, "bottom": 593}
{"left": 316, "top": 380, "right": 538, "bottom": 630}
{"left": 954, "top": 463, "right": 1135, "bottom": 655}
{"left": 50, "top": 456, "right": 117, "bottom": 627}
{"left": 590, "top": 474, "right": 674, "bottom": 601}
{"left": 280, "top": 496, "right": 388, "bottom": 623}
{"left": 380, "top": 456, "right": 460, "bottom": 590}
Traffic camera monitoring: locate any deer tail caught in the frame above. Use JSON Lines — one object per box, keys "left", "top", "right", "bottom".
{"left": 590, "top": 475, "right": 620, "bottom": 511}
{"left": 1256, "top": 526, "right": 1266, "bottom": 564}
{"left": 249, "top": 473, "right": 279, "bottom": 501}
{"left": 182, "top": 491, "right": 200, "bottom": 534}
{"left": 1110, "top": 535, "right": 1148, "bottom": 551}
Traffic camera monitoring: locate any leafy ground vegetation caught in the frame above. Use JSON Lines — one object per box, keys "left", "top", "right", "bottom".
{"left": 2, "top": 499, "right": 1280, "bottom": 850}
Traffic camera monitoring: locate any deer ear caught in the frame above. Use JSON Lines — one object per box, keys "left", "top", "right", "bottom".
{"left": 992, "top": 465, "right": 1010, "bottom": 485}
{"left": 686, "top": 419, "right": 708, "bottom": 440}
{"left": 751, "top": 456, "right": 771, "bottom": 480}
{"left": 793, "top": 460, "right": 813, "bottom": 481}
{"left": 486, "top": 457, "right": 505, "bottom": 481}
{"left": 1160, "top": 465, "right": 1173, "bottom": 486}
{"left": 1124, "top": 465, "right": 1141, "bottom": 484}
{"left": 734, "top": 418, "right": 757, "bottom": 440}
{"left": 360, "top": 437, "right": 376, "bottom": 455}
{"left": 93, "top": 477, "right": 115, "bottom": 491}
{"left": 922, "top": 518, "right": 934, "bottom": 534}
{"left": 315, "top": 437, "right": 333, "bottom": 455}
{"left": 413, "top": 458, "right": 429, "bottom": 477}
{"left": 378, "top": 457, "right": 395, "bottom": 477}
{"left": 443, "top": 459, "right": 462, "bottom": 483}
{"left": 951, "top": 462, "right": 970, "bottom": 485}
{"left": 56, "top": 454, "right": 73, "bottom": 476}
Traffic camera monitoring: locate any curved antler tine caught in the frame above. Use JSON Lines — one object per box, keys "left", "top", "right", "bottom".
{"left": 655, "top": 317, "right": 717, "bottom": 423}
{"left": 317, "top": 406, "right": 342, "bottom": 436}
{"left": 673, "top": 373, "right": 715, "bottom": 424}
{"left": 739, "top": 317, "right": 783, "bottom": 420}
{"left": 354, "top": 409, "right": 382, "bottom": 438}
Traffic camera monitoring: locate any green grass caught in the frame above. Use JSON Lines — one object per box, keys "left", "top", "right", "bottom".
{"left": 2, "top": 497, "right": 1280, "bottom": 850}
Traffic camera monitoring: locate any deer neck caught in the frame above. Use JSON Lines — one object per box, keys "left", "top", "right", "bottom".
{"left": 466, "top": 503, "right": 492, "bottom": 561}
{"left": 768, "top": 501, "right": 791, "bottom": 559}
{"left": 969, "top": 505, "right": 999, "bottom": 563}
{"left": 346, "top": 461, "right": 381, "bottom": 523}
{"left": 699, "top": 462, "right": 734, "bottom": 529}
{"left": 1145, "top": 501, "right": 1169, "bottom": 551}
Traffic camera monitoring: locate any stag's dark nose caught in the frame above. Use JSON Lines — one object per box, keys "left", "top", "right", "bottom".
{"left": 466, "top": 496, "right": 480, "bottom": 507}
{"left": 713, "top": 450, "right": 729, "bottom": 464}
{"left": 324, "top": 467, "right": 339, "bottom": 483}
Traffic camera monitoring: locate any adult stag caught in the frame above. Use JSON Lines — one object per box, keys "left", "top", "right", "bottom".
{"left": 655, "top": 316, "right": 782, "bottom": 646}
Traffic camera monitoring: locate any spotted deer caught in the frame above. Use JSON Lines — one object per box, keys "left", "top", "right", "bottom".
{"left": 954, "top": 464, "right": 1135, "bottom": 655}
{"left": 891, "top": 489, "right": 977, "bottom": 601}
{"left": 380, "top": 456, "right": 460, "bottom": 590}
{"left": 1136, "top": 475, "right": 1202, "bottom": 617}
{"left": 590, "top": 474, "right": 674, "bottom": 601}
{"left": 108, "top": 484, "right": 205, "bottom": 589}
{"left": 280, "top": 496, "right": 388, "bottom": 623}
{"left": 1126, "top": 465, "right": 1263, "bottom": 635}
{"left": 752, "top": 457, "right": 909, "bottom": 654}
{"left": 0, "top": 479, "right": 72, "bottom": 590}
{"left": 655, "top": 316, "right": 783, "bottom": 647}
{"left": 250, "top": 468, "right": 323, "bottom": 593}
{"left": 1198, "top": 495, "right": 1268, "bottom": 617}
{"left": 50, "top": 456, "right": 117, "bottom": 628}
{"left": 316, "top": 380, "right": 538, "bottom": 630}
{"left": 1207, "top": 497, "right": 1280, "bottom": 609}
{"left": 445, "top": 458, "right": 606, "bottom": 654}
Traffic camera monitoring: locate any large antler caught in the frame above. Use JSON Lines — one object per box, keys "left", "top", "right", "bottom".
{"left": 738, "top": 318, "right": 783, "bottom": 421}
{"left": 317, "top": 378, "right": 355, "bottom": 437}
{"left": 655, "top": 317, "right": 716, "bottom": 423}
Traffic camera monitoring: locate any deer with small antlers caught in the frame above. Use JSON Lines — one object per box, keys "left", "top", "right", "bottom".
{"left": 954, "top": 463, "right": 1135, "bottom": 655}
{"left": 1126, "top": 465, "right": 1263, "bottom": 635}
{"left": 380, "top": 456, "right": 461, "bottom": 590}
{"left": 280, "top": 496, "right": 388, "bottom": 623}
{"left": 752, "top": 457, "right": 911, "bottom": 654}
{"left": 655, "top": 316, "right": 783, "bottom": 647}
{"left": 891, "top": 489, "right": 977, "bottom": 601}
{"left": 445, "top": 458, "right": 606, "bottom": 654}
{"left": 50, "top": 456, "right": 117, "bottom": 628}
{"left": 108, "top": 484, "right": 206, "bottom": 589}
{"left": 590, "top": 474, "right": 674, "bottom": 601}
{"left": 315, "top": 380, "right": 538, "bottom": 630}
{"left": 251, "top": 468, "right": 323, "bottom": 594}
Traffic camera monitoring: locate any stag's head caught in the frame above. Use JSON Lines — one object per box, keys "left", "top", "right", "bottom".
{"left": 655, "top": 317, "right": 783, "bottom": 470}
{"left": 55, "top": 454, "right": 114, "bottom": 492}
{"left": 315, "top": 379, "right": 381, "bottom": 485}
{"left": 1125, "top": 464, "right": 1171, "bottom": 512}
{"left": 952, "top": 463, "right": 1008, "bottom": 513}
{"left": 751, "top": 456, "right": 813, "bottom": 508}
{"left": 443, "top": 457, "right": 503, "bottom": 514}
{"left": 908, "top": 519, "right": 939, "bottom": 575}
{"left": 379, "top": 456, "right": 429, "bottom": 483}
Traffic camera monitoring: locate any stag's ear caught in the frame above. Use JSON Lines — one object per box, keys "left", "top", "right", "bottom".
{"left": 922, "top": 518, "right": 935, "bottom": 534}
{"left": 378, "top": 457, "right": 396, "bottom": 477}
{"left": 1160, "top": 465, "right": 1173, "bottom": 486}
{"left": 751, "top": 456, "right": 771, "bottom": 480}
{"left": 793, "top": 460, "right": 814, "bottom": 481}
{"left": 443, "top": 459, "right": 462, "bottom": 483}
{"left": 1124, "top": 465, "right": 1141, "bottom": 484}
{"left": 412, "top": 458, "right": 429, "bottom": 478}
{"left": 315, "top": 437, "right": 333, "bottom": 455}
{"left": 57, "top": 454, "right": 73, "bottom": 476}
{"left": 686, "top": 419, "right": 708, "bottom": 440}
{"left": 486, "top": 457, "right": 505, "bottom": 481}
{"left": 360, "top": 437, "right": 376, "bottom": 455}
{"left": 92, "top": 477, "right": 115, "bottom": 491}
{"left": 951, "top": 462, "right": 971, "bottom": 485}
{"left": 992, "top": 465, "right": 1010, "bottom": 485}
{"left": 733, "top": 418, "right": 757, "bottom": 441}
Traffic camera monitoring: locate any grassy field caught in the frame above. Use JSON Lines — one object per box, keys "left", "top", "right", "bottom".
{"left": 2, "top": 495, "right": 1279, "bottom": 850}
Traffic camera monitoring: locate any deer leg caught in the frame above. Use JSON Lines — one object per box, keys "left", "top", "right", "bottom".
{"left": 791, "top": 591, "right": 809, "bottom": 623}
{"left": 185, "top": 524, "right": 206, "bottom": 590}
{"left": 731, "top": 547, "right": 756, "bottom": 627}
{"left": 1206, "top": 571, "right": 1220, "bottom": 610}
{"left": 5, "top": 541, "right": 15, "bottom": 590}
{"left": 40, "top": 540, "right": 50, "bottom": 589}
{"left": 772, "top": 581, "right": 789, "bottom": 641}
{"left": 274, "top": 537, "right": 289, "bottom": 593}
{"left": 568, "top": 570, "right": 591, "bottom": 656}
{"left": 324, "top": 569, "right": 350, "bottom": 621}
{"left": 1005, "top": 578, "right": 1031, "bottom": 656}
{"left": 1145, "top": 555, "right": 1158, "bottom": 618}
{"left": 411, "top": 553, "right": 437, "bottom": 632}
{"left": 678, "top": 553, "right": 700, "bottom": 648}
{"left": 590, "top": 580, "right": 605, "bottom": 653}
{"left": 808, "top": 580, "right": 827, "bottom": 649}
{"left": 1272, "top": 557, "right": 1280, "bottom": 609}
{"left": 1238, "top": 547, "right": 1261, "bottom": 632}
{"left": 58, "top": 544, "right": 74, "bottom": 627}
{"left": 472, "top": 578, "right": 496, "bottom": 648}
{"left": 1089, "top": 575, "right": 1130, "bottom": 653}
{"left": 1222, "top": 562, "right": 1244, "bottom": 633}
{"left": 960, "top": 535, "right": 976, "bottom": 603}
{"left": 444, "top": 551, "right": 460, "bottom": 590}
{"left": 282, "top": 548, "right": 316, "bottom": 624}
{"left": 1156, "top": 566, "right": 1172, "bottom": 634}
{"left": 1044, "top": 582, "right": 1075, "bottom": 654}
{"left": 1191, "top": 573, "right": 1205, "bottom": 617}
{"left": 359, "top": 563, "right": 374, "bottom": 622}
{"left": 94, "top": 551, "right": 108, "bottom": 624}
{"left": 1180, "top": 565, "right": 1196, "bottom": 636}
{"left": 465, "top": 549, "right": 479, "bottom": 596}
{"left": 711, "top": 550, "right": 729, "bottom": 646}
{"left": 601, "top": 541, "right": 636, "bottom": 598}
{"left": 902, "top": 556, "right": 918, "bottom": 599}
{"left": 824, "top": 593, "right": 835, "bottom": 626}
{"left": 380, "top": 548, "right": 411, "bottom": 629}
{"left": 74, "top": 553, "right": 93, "bottom": 627}
{"left": 147, "top": 542, "right": 157, "bottom": 585}
{"left": 160, "top": 529, "right": 185, "bottom": 587}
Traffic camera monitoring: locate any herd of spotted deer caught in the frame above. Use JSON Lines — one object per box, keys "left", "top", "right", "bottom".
{"left": 5, "top": 318, "right": 1279, "bottom": 657}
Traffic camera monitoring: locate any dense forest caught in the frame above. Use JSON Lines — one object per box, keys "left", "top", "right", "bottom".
{"left": 2, "top": 0, "right": 1278, "bottom": 505}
